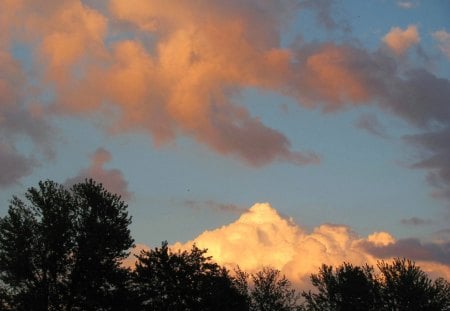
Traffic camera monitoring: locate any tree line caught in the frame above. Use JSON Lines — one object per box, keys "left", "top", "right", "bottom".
{"left": 0, "top": 180, "right": 449, "bottom": 310}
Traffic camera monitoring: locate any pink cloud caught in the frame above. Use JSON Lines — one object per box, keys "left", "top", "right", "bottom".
{"left": 65, "top": 148, "right": 132, "bottom": 200}
{"left": 0, "top": 0, "right": 449, "bottom": 193}
{"left": 382, "top": 25, "right": 420, "bottom": 55}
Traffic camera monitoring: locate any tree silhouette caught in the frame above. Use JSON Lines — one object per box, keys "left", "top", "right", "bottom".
{"left": 0, "top": 179, "right": 134, "bottom": 310}
{"left": 133, "top": 241, "right": 248, "bottom": 311}
{"left": 302, "top": 258, "right": 450, "bottom": 311}
{"left": 0, "top": 181, "right": 75, "bottom": 310}
{"left": 378, "top": 258, "right": 450, "bottom": 311}
{"left": 302, "top": 263, "right": 381, "bottom": 311}
{"left": 67, "top": 180, "right": 134, "bottom": 310}
{"left": 235, "top": 267, "right": 302, "bottom": 311}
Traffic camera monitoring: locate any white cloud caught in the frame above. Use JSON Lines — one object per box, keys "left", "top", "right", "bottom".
{"left": 171, "top": 203, "right": 450, "bottom": 288}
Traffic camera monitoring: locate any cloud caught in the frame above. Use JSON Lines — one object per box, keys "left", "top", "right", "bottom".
{"left": 122, "top": 243, "right": 150, "bottom": 269}
{"left": 355, "top": 114, "right": 388, "bottom": 138}
{"left": 433, "top": 30, "right": 450, "bottom": 59}
{"left": 172, "top": 203, "right": 450, "bottom": 288}
{"left": 184, "top": 200, "right": 246, "bottom": 214}
{"left": 405, "top": 128, "right": 450, "bottom": 200}
{"left": 396, "top": 1, "right": 418, "bottom": 9}
{"left": 65, "top": 148, "right": 132, "bottom": 200}
{"left": 0, "top": 48, "right": 53, "bottom": 187}
{"left": 360, "top": 238, "right": 450, "bottom": 266}
{"left": 382, "top": 25, "right": 420, "bottom": 55}
{"left": 0, "top": 0, "right": 449, "bottom": 195}
{"left": 29, "top": 0, "right": 319, "bottom": 167}
{"left": 298, "top": 0, "right": 350, "bottom": 32}
{"left": 0, "top": 143, "right": 34, "bottom": 186}
{"left": 400, "top": 217, "right": 432, "bottom": 226}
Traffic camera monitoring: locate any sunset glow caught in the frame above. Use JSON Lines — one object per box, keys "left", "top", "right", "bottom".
{"left": 1, "top": 0, "right": 449, "bottom": 285}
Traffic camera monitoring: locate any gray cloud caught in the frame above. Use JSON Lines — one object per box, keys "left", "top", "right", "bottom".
{"left": 400, "top": 217, "right": 432, "bottom": 226}
{"left": 355, "top": 114, "right": 388, "bottom": 138}
{"left": 405, "top": 128, "right": 450, "bottom": 200}
{"left": 0, "top": 50, "right": 53, "bottom": 187}
{"left": 184, "top": 200, "right": 246, "bottom": 214}
{"left": 361, "top": 238, "right": 450, "bottom": 266}
{"left": 0, "top": 143, "right": 34, "bottom": 186}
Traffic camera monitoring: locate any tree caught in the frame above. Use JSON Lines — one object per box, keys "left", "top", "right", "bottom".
{"left": 301, "top": 263, "right": 381, "bottom": 311}
{"left": 133, "top": 241, "right": 248, "bottom": 311}
{"left": 235, "top": 267, "right": 301, "bottom": 311}
{"left": 378, "top": 258, "right": 450, "bottom": 311}
{"left": 302, "top": 259, "right": 450, "bottom": 311}
{"left": 0, "top": 179, "right": 134, "bottom": 310}
{"left": 67, "top": 179, "right": 134, "bottom": 310}
{"left": 0, "top": 181, "right": 75, "bottom": 310}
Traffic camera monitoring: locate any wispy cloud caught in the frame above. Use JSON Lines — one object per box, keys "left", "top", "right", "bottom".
{"left": 184, "top": 200, "right": 246, "bottom": 214}
{"left": 396, "top": 1, "right": 419, "bottom": 9}
{"left": 355, "top": 114, "right": 388, "bottom": 138}
{"left": 433, "top": 30, "right": 450, "bottom": 59}
{"left": 400, "top": 217, "right": 433, "bottom": 226}
{"left": 360, "top": 238, "right": 450, "bottom": 266}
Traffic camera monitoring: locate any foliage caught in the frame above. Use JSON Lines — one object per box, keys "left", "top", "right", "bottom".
{"left": 302, "top": 258, "right": 450, "bottom": 311}
{"left": 133, "top": 241, "right": 248, "bottom": 311}
{"left": 302, "top": 263, "right": 381, "bottom": 311}
{"left": 0, "top": 180, "right": 134, "bottom": 310}
{"left": 378, "top": 258, "right": 450, "bottom": 311}
{"left": 1, "top": 179, "right": 449, "bottom": 310}
{"left": 236, "top": 266, "right": 302, "bottom": 311}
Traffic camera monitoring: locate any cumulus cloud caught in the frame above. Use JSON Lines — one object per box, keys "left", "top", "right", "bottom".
{"left": 172, "top": 203, "right": 450, "bottom": 288}
{"left": 433, "top": 30, "right": 450, "bottom": 59}
{"left": 382, "top": 25, "right": 420, "bottom": 55}
{"left": 65, "top": 148, "right": 132, "bottom": 200}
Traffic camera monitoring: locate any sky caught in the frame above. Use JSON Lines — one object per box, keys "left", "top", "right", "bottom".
{"left": 1, "top": 0, "right": 450, "bottom": 286}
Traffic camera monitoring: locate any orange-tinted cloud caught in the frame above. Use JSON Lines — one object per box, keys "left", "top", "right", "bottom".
{"left": 1, "top": 0, "right": 450, "bottom": 185}
{"left": 172, "top": 203, "right": 450, "bottom": 288}
{"left": 382, "top": 25, "right": 420, "bottom": 55}
{"left": 65, "top": 148, "right": 132, "bottom": 200}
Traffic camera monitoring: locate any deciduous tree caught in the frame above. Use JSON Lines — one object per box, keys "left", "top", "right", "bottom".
{"left": 0, "top": 179, "right": 134, "bottom": 310}
{"left": 133, "top": 241, "right": 248, "bottom": 311}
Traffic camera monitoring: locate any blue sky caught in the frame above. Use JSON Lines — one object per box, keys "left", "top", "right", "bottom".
{"left": 1, "top": 0, "right": 450, "bottom": 278}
